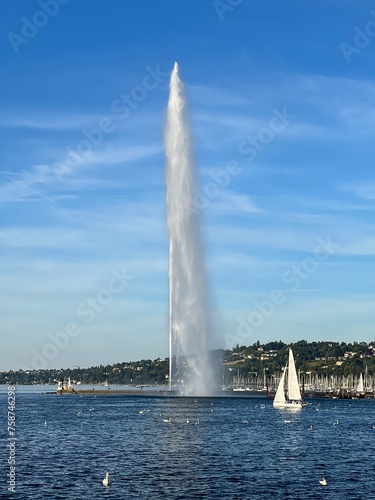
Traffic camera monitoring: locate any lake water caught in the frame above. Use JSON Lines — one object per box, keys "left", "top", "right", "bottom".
{"left": 1, "top": 389, "right": 374, "bottom": 499}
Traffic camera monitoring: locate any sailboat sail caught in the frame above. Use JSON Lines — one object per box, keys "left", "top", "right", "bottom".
{"left": 274, "top": 367, "right": 287, "bottom": 405}
{"left": 356, "top": 373, "right": 364, "bottom": 393}
{"left": 273, "top": 348, "right": 304, "bottom": 409}
{"left": 287, "top": 348, "right": 302, "bottom": 401}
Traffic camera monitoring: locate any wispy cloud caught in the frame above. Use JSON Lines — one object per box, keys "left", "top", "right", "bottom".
{"left": 339, "top": 237, "right": 375, "bottom": 256}
{"left": 341, "top": 181, "right": 375, "bottom": 200}
{"left": 3, "top": 112, "right": 105, "bottom": 131}
{"left": 191, "top": 74, "right": 375, "bottom": 145}
{"left": 0, "top": 143, "right": 162, "bottom": 203}
{"left": 210, "top": 190, "right": 264, "bottom": 214}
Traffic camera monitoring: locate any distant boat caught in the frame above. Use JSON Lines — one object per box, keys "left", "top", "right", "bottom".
{"left": 273, "top": 348, "right": 305, "bottom": 409}
{"left": 56, "top": 377, "right": 76, "bottom": 395}
{"left": 352, "top": 373, "right": 365, "bottom": 399}
{"left": 356, "top": 373, "right": 364, "bottom": 394}
{"left": 356, "top": 373, "right": 364, "bottom": 393}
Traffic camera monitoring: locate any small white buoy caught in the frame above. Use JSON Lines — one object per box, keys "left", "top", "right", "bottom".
{"left": 102, "top": 472, "right": 109, "bottom": 487}
{"left": 319, "top": 477, "right": 327, "bottom": 486}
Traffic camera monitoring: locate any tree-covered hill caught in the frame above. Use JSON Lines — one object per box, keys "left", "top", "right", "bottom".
{"left": 1, "top": 340, "right": 375, "bottom": 385}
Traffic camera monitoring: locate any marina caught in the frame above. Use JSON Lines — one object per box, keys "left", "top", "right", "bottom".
{"left": 42, "top": 378, "right": 375, "bottom": 400}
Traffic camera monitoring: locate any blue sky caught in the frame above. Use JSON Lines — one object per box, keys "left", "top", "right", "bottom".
{"left": 1, "top": 0, "right": 375, "bottom": 371}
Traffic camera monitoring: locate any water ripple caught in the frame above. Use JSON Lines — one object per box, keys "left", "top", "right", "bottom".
{"left": 1, "top": 395, "right": 375, "bottom": 499}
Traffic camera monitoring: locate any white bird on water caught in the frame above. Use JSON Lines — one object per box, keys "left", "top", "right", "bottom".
{"left": 319, "top": 477, "right": 327, "bottom": 486}
{"left": 162, "top": 418, "right": 172, "bottom": 423}
{"left": 186, "top": 418, "right": 190, "bottom": 424}
{"left": 102, "top": 472, "right": 109, "bottom": 487}
{"left": 308, "top": 425, "right": 313, "bottom": 432}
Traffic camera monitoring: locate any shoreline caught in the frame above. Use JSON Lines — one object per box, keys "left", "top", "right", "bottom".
{"left": 44, "top": 389, "right": 270, "bottom": 398}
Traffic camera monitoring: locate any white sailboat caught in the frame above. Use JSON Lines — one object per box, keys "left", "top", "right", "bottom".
{"left": 356, "top": 373, "right": 364, "bottom": 394}
{"left": 273, "top": 348, "right": 305, "bottom": 409}
{"left": 352, "top": 373, "right": 364, "bottom": 398}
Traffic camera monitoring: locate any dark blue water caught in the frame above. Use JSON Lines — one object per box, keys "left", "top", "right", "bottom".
{"left": 1, "top": 392, "right": 375, "bottom": 499}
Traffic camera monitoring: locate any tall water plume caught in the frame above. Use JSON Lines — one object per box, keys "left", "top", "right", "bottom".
{"left": 165, "top": 62, "right": 215, "bottom": 396}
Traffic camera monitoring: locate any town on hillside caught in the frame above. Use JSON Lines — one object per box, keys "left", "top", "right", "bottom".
{"left": 2, "top": 340, "right": 375, "bottom": 398}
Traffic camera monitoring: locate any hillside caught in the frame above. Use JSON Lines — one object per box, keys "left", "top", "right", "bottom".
{"left": 1, "top": 340, "right": 375, "bottom": 386}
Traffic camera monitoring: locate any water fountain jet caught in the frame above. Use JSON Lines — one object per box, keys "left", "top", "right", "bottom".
{"left": 164, "top": 62, "right": 215, "bottom": 396}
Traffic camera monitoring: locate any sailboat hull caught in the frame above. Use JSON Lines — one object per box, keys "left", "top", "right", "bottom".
{"left": 273, "top": 400, "right": 303, "bottom": 409}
